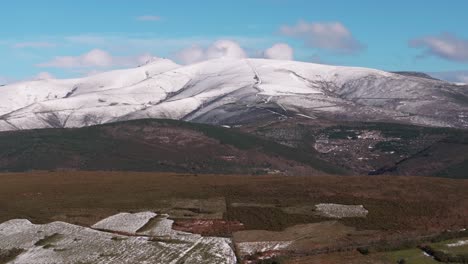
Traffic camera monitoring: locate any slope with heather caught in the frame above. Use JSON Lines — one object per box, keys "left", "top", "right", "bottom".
{"left": 0, "top": 119, "right": 345, "bottom": 175}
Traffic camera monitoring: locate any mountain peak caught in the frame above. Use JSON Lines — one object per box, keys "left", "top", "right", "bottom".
{"left": 138, "top": 56, "right": 176, "bottom": 67}
{"left": 0, "top": 59, "right": 466, "bottom": 132}
{"left": 392, "top": 71, "right": 440, "bottom": 81}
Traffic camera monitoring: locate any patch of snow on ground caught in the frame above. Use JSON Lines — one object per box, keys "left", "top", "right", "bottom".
{"left": 136, "top": 214, "right": 237, "bottom": 263}
{"left": 447, "top": 240, "right": 468, "bottom": 247}
{"left": 0, "top": 212, "right": 237, "bottom": 264}
{"left": 315, "top": 203, "right": 368, "bottom": 218}
{"left": 92, "top": 212, "right": 157, "bottom": 234}
{"left": 236, "top": 241, "right": 293, "bottom": 256}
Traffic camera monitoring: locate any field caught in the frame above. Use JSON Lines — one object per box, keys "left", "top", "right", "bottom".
{"left": 431, "top": 238, "right": 468, "bottom": 255}
{"left": 0, "top": 172, "right": 467, "bottom": 231}
{"left": 284, "top": 249, "right": 439, "bottom": 264}
{"left": 1, "top": 172, "right": 468, "bottom": 263}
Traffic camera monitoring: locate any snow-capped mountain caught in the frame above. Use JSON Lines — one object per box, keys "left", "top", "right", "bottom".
{"left": 1, "top": 58, "right": 467, "bottom": 131}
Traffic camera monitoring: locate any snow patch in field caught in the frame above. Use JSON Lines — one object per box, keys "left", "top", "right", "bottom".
{"left": 0, "top": 212, "right": 237, "bottom": 264}
{"left": 315, "top": 203, "right": 368, "bottom": 218}
{"left": 92, "top": 212, "right": 157, "bottom": 234}
{"left": 236, "top": 241, "right": 293, "bottom": 256}
{"left": 447, "top": 240, "right": 468, "bottom": 247}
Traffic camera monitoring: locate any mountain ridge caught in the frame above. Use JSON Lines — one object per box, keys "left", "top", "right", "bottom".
{"left": 1, "top": 58, "right": 467, "bottom": 131}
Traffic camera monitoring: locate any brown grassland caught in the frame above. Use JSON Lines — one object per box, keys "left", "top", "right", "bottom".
{"left": 1, "top": 171, "right": 467, "bottom": 233}
{"left": 2, "top": 171, "right": 468, "bottom": 263}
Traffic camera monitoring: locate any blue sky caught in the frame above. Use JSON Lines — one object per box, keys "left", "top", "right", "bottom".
{"left": 1, "top": 0, "right": 468, "bottom": 83}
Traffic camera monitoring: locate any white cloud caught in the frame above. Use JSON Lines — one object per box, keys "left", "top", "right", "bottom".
{"left": 176, "top": 40, "right": 247, "bottom": 64}
{"left": 80, "top": 49, "right": 113, "bottom": 67}
{"left": 14, "top": 42, "right": 56, "bottom": 48}
{"left": 31, "top": 36, "right": 297, "bottom": 70}
{"left": 410, "top": 33, "right": 468, "bottom": 62}
{"left": 37, "top": 49, "right": 158, "bottom": 69}
{"left": 280, "top": 21, "right": 365, "bottom": 54}
{"left": 34, "top": 72, "right": 55, "bottom": 80}
{"left": 38, "top": 49, "right": 112, "bottom": 68}
{"left": 136, "top": 15, "right": 162, "bottom": 21}
{"left": 263, "top": 43, "right": 294, "bottom": 60}
{"left": 31, "top": 34, "right": 273, "bottom": 61}
{"left": 175, "top": 46, "right": 205, "bottom": 65}
{"left": 206, "top": 40, "right": 247, "bottom": 59}
{"left": 176, "top": 40, "right": 298, "bottom": 64}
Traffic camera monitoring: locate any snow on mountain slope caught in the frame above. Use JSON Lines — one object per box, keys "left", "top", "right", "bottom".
{"left": 0, "top": 58, "right": 467, "bottom": 131}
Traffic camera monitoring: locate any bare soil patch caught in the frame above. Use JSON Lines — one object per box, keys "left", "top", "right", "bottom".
{"left": 172, "top": 219, "right": 245, "bottom": 237}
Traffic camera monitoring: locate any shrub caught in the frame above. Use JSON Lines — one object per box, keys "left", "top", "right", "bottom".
{"left": 357, "top": 247, "right": 369, "bottom": 255}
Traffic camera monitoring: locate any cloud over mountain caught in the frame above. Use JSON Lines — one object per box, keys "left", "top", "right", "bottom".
{"left": 410, "top": 33, "right": 468, "bottom": 62}
{"left": 280, "top": 21, "right": 365, "bottom": 54}
{"left": 37, "top": 49, "right": 158, "bottom": 69}
{"left": 263, "top": 43, "right": 294, "bottom": 60}
{"left": 176, "top": 40, "right": 247, "bottom": 64}
{"left": 176, "top": 40, "right": 296, "bottom": 64}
